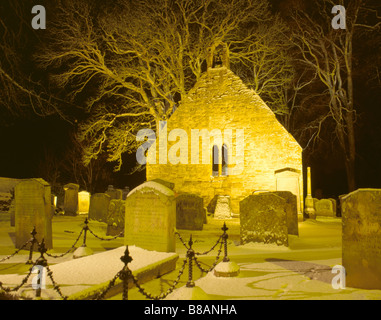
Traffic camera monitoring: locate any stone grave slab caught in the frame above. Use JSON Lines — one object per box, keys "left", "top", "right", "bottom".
{"left": 269, "top": 191, "right": 298, "bottom": 236}
{"left": 14, "top": 179, "right": 53, "bottom": 249}
{"left": 125, "top": 181, "right": 176, "bottom": 253}
{"left": 341, "top": 189, "right": 381, "bottom": 289}
{"left": 240, "top": 193, "right": 288, "bottom": 246}
{"left": 106, "top": 199, "right": 125, "bottom": 236}
{"left": 176, "top": 194, "right": 205, "bottom": 231}
{"left": 88, "top": 193, "right": 111, "bottom": 222}
{"left": 315, "top": 199, "right": 335, "bottom": 217}
{"left": 63, "top": 183, "right": 79, "bottom": 216}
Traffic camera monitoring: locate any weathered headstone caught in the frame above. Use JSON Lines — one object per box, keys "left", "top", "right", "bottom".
{"left": 315, "top": 199, "right": 335, "bottom": 217}
{"left": 63, "top": 183, "right": 79, "bottom": 216}
{"left": 125, "top": 181, "right": 176, "bottom": 252}
{"left": 341, "top": 189, "right": 381, "bottom": 289}
{"left": 269, "top": 191, "right": 298, "bottom": 236}
{"left": 88, "top": 193, "right": 111, "bottom": 222}
{"left": 106, "top": 199, "right": 125, "bottom": 236}
{"left": 240, "top": 193, "right": 288, "bottom": 246}
{"left": 122, "top": 186, "right": 130, "bottom": 200}
{"left": 14, "top": 179, "right": 53, "bottom": 249}
{"left": 214, "top": 195, "right": 232, "bottom": 219}
{"left": 176, "top": 194, "right": 205, "bottom": 231}
{"left": 78, "top": 191, "right": 91, "bottom": 214}
{"left": 105, "top": 185, "right": 122, "bottom": 200}
{"left": 329, "top": 198, "right": 337, "bottom": 217}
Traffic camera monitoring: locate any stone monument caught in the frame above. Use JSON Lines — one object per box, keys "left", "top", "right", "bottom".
{"left": 341, "top": 189, "right": 381, "bottom": 289}
{"left": 125, "top": 181, "right": 176, "bottom": 252}
{"left": 88, "top": 193, "right": 111, "bottom": 222}
{"left": 63, "top": 183, "right": 79, "bottom": 216}
{"left": 176, "top": 194, "right": 205, "bottom": 230}
{"left": 14, "top": 179, "right": 53, "bottom": 249}
{"left": 240, "top": 193, "right": 288, "bottom": 246}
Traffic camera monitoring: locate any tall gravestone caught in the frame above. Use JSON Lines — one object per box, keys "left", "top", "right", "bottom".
{"left": 341, "top": 189, "right": 381, "bottom": 289}
{"left": 14, "top": 179, "right": 53, "bottom": 249}
{"left": 78, "top": 191, "right": 91, "bottom": 214}
{"left": 176, "top": 194, "right": 205, "bottom": 231}
{"left": 106, "top": 199, "right": 125, "bottom": 236}
{"left": 125, "top": 181, "right": 176, "bottom": 252}
{"left": 88, "top": 193, "right": 111, "bottom": 222}
{"left": 240, "top": 193, "right": 288, "bottom": 246}
{"left": 63, "top": 183, "right": 79, "bottom": 216}
{"left": 105, "top": 185, "right": 122, "bottom": 200}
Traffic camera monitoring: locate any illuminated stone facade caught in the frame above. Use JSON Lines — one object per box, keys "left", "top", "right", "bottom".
{"left": 146, "top": 66, "right": 303, "bottom": 215}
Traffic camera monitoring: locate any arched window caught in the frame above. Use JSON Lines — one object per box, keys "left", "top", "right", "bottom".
{"left": 221, "top": 144, "right": 228, "bottom": 176}
{"left": 212, "top": 145, "right": 219, "bottom": 176}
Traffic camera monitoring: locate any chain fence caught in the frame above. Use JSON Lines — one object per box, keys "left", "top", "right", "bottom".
{"left": 0, "top": 219, "right": 233, "bottom": 300}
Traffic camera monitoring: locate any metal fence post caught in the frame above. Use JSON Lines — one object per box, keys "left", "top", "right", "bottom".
{"left": 186, "top": 235, "right": 195, "bottom": 288}
{"left": 120, "top": 246, "right": 133, "bottom": 300}
{"left": 26, "top": 227, "right": 37, "bottom": 265}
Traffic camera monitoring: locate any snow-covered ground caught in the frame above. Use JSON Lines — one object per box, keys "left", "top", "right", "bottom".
{"left": 0, "top": 215, "right": 381, "bottom": 300}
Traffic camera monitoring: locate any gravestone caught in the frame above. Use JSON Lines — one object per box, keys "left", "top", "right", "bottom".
{"left": 106, "top": 199, "right": 125, "bottom": 236}
{"left": 240, "top": 193, "right": 288, "bottom": 246}
{"left": 214, "top": 195, "right": 232, "bottom": 219}
{"left": 14, "top": 179, "right": 53, "bottom": 249}
{"left": 315, "top": 199, "right": 335, "bottom": 217}
{"left": 78, "top": 191, "right": 91, "bottom": 214}
{"left": 125, "top": 181, "right": 176, "bottom": 252}
{"left": 176, "top": 194, "right": 205, "bottom": 231}
{"left": 341, "top": 189, "right": 381, "bottom": 289}
{"left": 122, "top": 187, "right": 130, "bottom": 200}
{"left": 88, "top": 193, "right": 111, "bottom": 222}
{"left": 329, "top": 198, "right": 337, "bottom": 217}
{"left": 105, "top": 185, "right": 122, "bottom": 200}
{"left": 269, "top": 191, "right": 298, "bottom": 236}
{"left": 63, "top": 183, "right": 79, "bottom": 216}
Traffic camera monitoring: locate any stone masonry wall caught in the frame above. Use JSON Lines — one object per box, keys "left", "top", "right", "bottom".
{"left": 147, "top": 67, "right": 303, "bottom": 214}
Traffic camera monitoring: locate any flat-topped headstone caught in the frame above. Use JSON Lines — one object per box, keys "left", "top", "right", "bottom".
{"left": 63, "top": 183, "right": 79, "bottom": 216}
{"left": 106, "top": 199, "right": 125, "bottom": 236}
{"left": 125, "top": 181, "right": 176, "bottom": 253}
{"left": 341, "top": 189, "right": 381, "bottom": 289}
{"left": 269, "top": 191, "right": 298, "bottom": 236}
{"left": 88, "top": 193, "right": 111, "bottom": 222}
{"left": 14, "top": 179, "right": 53, "bottom": 249}
{"left": 176, "top": 194, "right": 205, "bottom": 231}
{"left": 214, "top": 195, "right": 232, "bottom": 219}
{"left": 78, "top": 191, "right": 91, "bottom": 214}
{"left": 315, "top": 199, "right": 335, "bottom": 217}
{"left": 240, "top": 193, "right": 288, "bottom": 246}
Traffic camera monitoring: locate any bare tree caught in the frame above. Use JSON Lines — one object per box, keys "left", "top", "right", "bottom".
{"left": 36, "top": 0, "right": 295, "bottom": 170}
{"left": 291, "top": 0, "right": 381, "bottom": 192}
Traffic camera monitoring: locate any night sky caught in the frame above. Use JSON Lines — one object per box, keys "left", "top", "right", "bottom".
{"left": 0, "top": 0, "right": 380, "bottom": 198}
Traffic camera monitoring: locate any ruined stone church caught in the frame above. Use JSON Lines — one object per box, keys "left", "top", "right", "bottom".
{"left": 146, "top": 44, "right": 303, "bottom": 215}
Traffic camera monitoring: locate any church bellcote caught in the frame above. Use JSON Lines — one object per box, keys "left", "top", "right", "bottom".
{"left": 207, "top": 42, "right": 230, "bottom": 69}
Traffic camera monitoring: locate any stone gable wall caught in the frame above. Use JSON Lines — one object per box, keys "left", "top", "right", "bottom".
{"left": 147, "top": 67, "right": 303, "bottom": 214}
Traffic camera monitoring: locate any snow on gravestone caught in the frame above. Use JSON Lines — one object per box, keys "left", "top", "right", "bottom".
{"left": 106, "top": 199, "right": 125, "bottom": 236}
{"left": 15, "top": 179, "right": 53, "bottom": 249}
{"left": 88, "top": 193, "right": 111, "bottom": 222}
{"left": 341, "top": 189, "right": 381, "bottom": 289}
{"left": 214, "top": 196, "right": 232, "bottom": 219}
{"left": 240, "top": 193, "right": 288, "bottom": 246}
{"left": 176, "top": 194, "right": 205, "bottom": 231}
{"left": 124, "top": 181, "right": 176, "bottom": 253}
